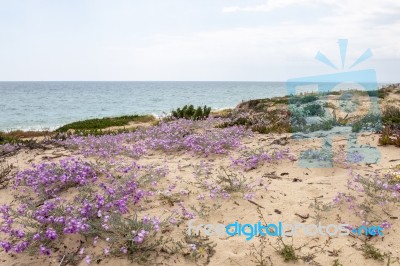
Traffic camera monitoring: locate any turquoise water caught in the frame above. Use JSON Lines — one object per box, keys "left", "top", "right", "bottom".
{"left": 0, "top": 81, "right": 288, "bottom": 131}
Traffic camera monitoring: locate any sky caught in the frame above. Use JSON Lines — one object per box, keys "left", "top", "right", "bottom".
{"left": 0, "top": 0, "right": 399, "bottom": 82}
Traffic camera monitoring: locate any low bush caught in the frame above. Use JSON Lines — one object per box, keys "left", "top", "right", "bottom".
{"left": 171, "top": 105, "right": 211, "bottom": 120}
{"left": 0, "top": 134, "right": 19, "bottom": 145}
{"left": 290, "top": 95, "right": 318, "bottom": 105}
{"left": 0, "top": 159, "right": 168, "bottom": 261}
{"left": 218, "top": 109, "right": 291, "bottom": 134}
{"left": 351, "top": 113, "right": 382, "bottom": 132}
{"left": 56, "top": 115, "right": 155, "bottom": 132}
{"left": 382, "top": 106, "right": 400, "bottom": 126}
{"left": 378, "top": 126, "right": 400, "bottom": 147}
{"left": 333, "top": 166, "right": 400, "bottom": 231}
{"left": 366, "top": 89, "right": 387, "bottom": 99}
{"left": 303, "top": 103, "right": 325, "bottom": 117}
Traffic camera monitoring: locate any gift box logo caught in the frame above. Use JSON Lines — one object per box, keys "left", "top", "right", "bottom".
{"left": 286, "top": 39, "right": 381, "bottom": 168}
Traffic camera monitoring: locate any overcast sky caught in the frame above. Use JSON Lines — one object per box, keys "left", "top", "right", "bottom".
{"left": 0, "top": 0, "right": 399, "bottom": 82}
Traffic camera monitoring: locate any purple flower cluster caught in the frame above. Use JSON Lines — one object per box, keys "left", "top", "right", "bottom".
{"left": 0, "top": 143, "right": 19, "bottom": 155}
{"left": 231, "top": 147, "right": 295, "bottom": 171}
{"left": 1, "top": 158, "right": 167, "bottom": 258}
{"left": 61, "top": 132, "right": 147, "bottom": 159}
{"left": 133, "top": 229, "right": 149, "bottom": 244}
{"left": 346, "top": 151, "right": 364, "bottom": 164}
{"left": 0, "top": 186, "right": 154, "bottom": 256}
{"left": 0, "top": 119, "right": 255, "bottom": 261}
{"left": 59, "top": 119, "right": 250, "bottom": 158}
{"left": 333, "top": 168, "right": 400, "bottom": 230}
{"left": 151, "top": 120, "right": 251, "bottom": 156}
{"left": 45, "top": 228, "right": 58, "bottom": 240}
{"left": 177, "top": 202, "right": 196, "bottom": 219}
{"left": 14, "top": 158, "right": 98, "bottom": 198}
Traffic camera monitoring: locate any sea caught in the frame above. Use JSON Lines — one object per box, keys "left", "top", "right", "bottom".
{"left": 0, "top": 81, "right": 384, "bottom": 131}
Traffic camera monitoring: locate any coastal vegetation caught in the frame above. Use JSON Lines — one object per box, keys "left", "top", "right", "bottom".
{"left": 171, "top": 105, "right": 211, "bottom": 120}
{"left": 0, "top": 130, "right": 51, "bottom": 145}
{"left": 0, "top": 84, "right": 399, "bottom": 265}
{"left": 56, "top": 114, "right": 155, "bottom": 132}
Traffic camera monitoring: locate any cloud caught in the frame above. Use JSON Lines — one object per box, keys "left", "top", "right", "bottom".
{"left": 222, "top": 0, "right": 336, "bottom": 13}
{"left": 222, "top": 0, "right": 400, "bottom": 16}
{"left": 118, "top": 17, "right": 399, "bottom": 81}
{"left": 219, "top": 0, "right": 400, "bottom": 64}
{"left": 1, "top": 0, "right": 399, "bottom": 81}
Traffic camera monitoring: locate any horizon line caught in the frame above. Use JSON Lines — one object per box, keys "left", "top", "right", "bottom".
{"left": 0, "top": 80, "right": 398, "bottom": 83}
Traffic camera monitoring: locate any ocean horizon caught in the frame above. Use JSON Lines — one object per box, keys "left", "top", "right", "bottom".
{"left": 0, "top": 81, "right": 385, "bottom": 131}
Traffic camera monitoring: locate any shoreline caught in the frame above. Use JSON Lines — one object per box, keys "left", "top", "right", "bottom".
{"left": 1, "top": 82, "right": 396, "bottom": 133}
{"left": 1, "top": 84, "right": 399, "bottom": 134}
{"left": 0, "top": 84, "right": 399, "bottom": 265}
{"left": 0, "top": 108, "right": 236, "bottom": 133}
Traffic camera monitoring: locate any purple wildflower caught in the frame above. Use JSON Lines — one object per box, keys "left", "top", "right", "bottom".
{"left": 45, "top": 227, "right": 58, "bottom": 240}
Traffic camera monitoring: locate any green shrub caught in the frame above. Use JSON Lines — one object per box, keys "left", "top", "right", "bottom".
{"left": 0, "top": 134, "right": 19, "bottom": 145}
{"left": 308, "top": 118, "right": 336, "bottom": 131}
{"left": 362, "top": 243, "right": 386, "bottom": 261}
{"left": 271, "top": 97, "right": 289, "bottom": 104}
{"left": 303, "top": 103, "right": 325, "bottom": 117}
{"left": 352, "top": 113, "right": 382, "bottom": 132}
{"left": 290, "top": 95, "right": 318, "bottom": 105}
{"left": 0, "top": 132, "right": 38, "bottom": 145}
{"left": 252, "top": 124, "right": 292, "bottom": 134}
{"left": 379, "top": 126, "right": 400, "bottom": 147}
{"left": 351, "top": 122, "right": 363, "bottom": 133}
{"left": 56, "top": 115, "right": 155, "bottom": 132}
{"left": 0, "top": 130, "right": 52, "bottom": 145}
{"left": 383, "top": 106, "right": 400, "bottom": 125}
{"left": 291, "top": 118, "right": 336, "bottom": 133}
{"left": 246, "top": 99, "right": 262, "bottom": 109}
{"left": 171, "top": 105, "right": 211, "bottom": 120}
{"left": 366, "top": 89, "right": 387, "bottom": 99}
{"left": 301, "top": 95, "right": 318, "bottom": 104}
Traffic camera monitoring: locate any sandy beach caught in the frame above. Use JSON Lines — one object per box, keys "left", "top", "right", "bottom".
{"left": 1, "top": 86, "right": 400, "bottom": 266}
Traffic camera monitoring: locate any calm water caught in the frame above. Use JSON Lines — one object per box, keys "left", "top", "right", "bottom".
{"left": 0, "top": 81, "right": 289, "bottom": 131}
